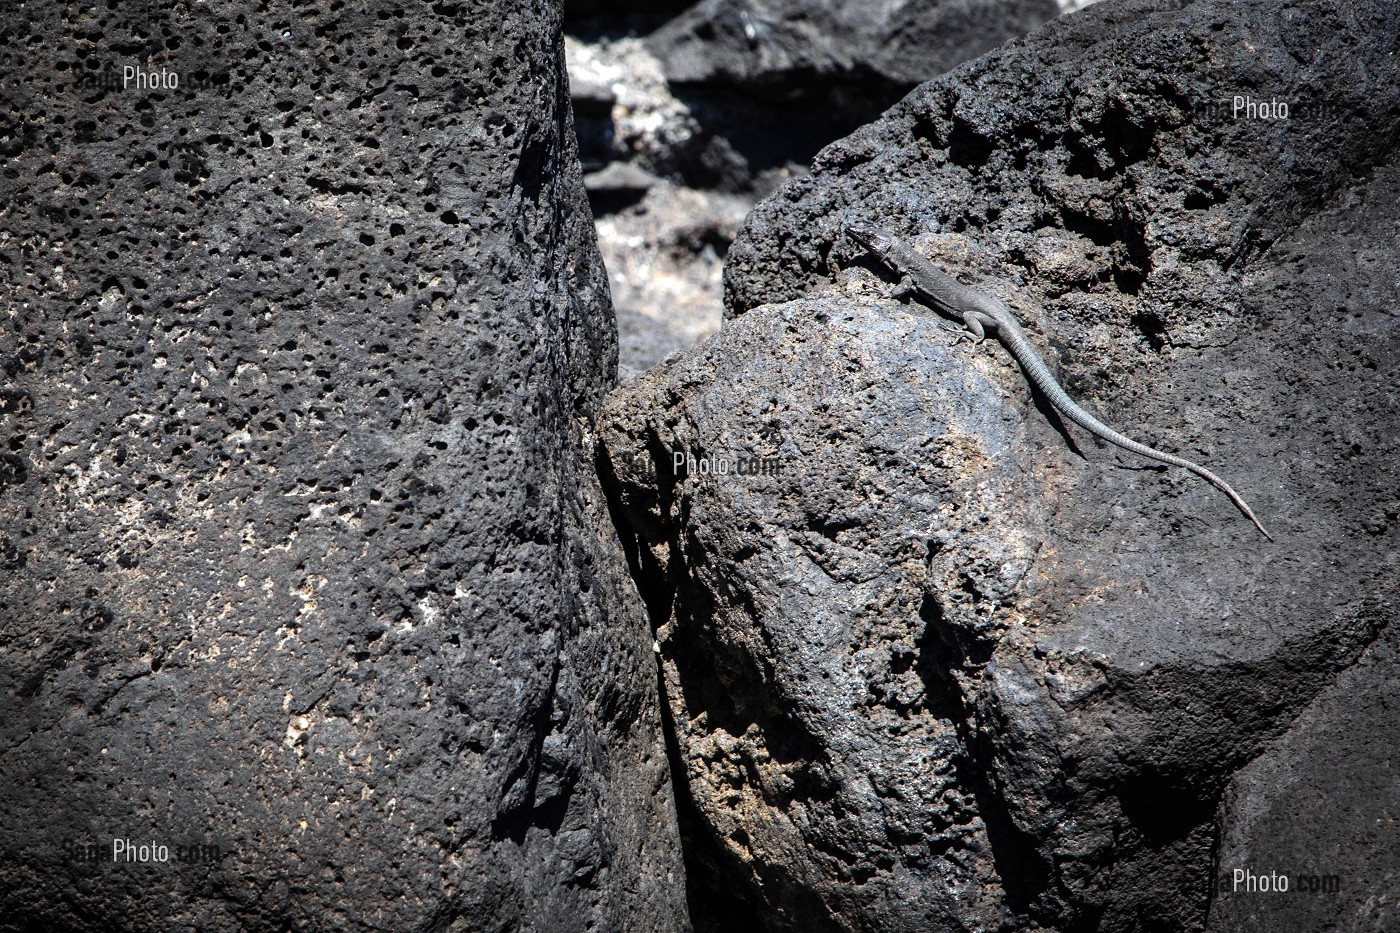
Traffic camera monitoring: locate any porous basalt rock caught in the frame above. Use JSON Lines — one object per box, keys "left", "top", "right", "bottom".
{"left": 600, "top": 295, "right": 1044, "bottom": 932}
{"left": 0, "top": 2, "right": 687, "bottom": 931}
{"left": 603, "top": 0, "right": 1400, "bottom": 929}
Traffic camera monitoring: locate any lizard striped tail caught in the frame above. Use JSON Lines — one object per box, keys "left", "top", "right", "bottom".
{"left": 996, "top": 325, "right": 1273, "bottom": 541}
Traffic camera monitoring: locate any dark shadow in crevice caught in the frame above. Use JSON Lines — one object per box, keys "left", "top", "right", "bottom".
{"left": 585, "top": 187, "right": 650, "bottom": 217}
{"left": 665, "top": 80, "right": 910, "bottom": 193}
{"left": 947, "top": 115, "right": 996, "bottom": 169}
{"left": 1056, "top": 204, "right": 1150, "bottom": 296}
{"left": 1130, "top": 309, "right": 1170, "bottom": 351}
{"left": 595, "top": 433, "right": 837, "bottom": 932}
{"left": 915, "top": 591, "right": 1054, "bottom": 920}
{"left": 594, "top": 439, "right": 674, "bottom": 628}
{"left": 655, "top": 664, "right": 765, "bottom": 933}
{"left": 564, "top": 4, "right": 691, "bottom": 40}
{"left": 1118, "top": 768, "right": 1220, "bottom": 850}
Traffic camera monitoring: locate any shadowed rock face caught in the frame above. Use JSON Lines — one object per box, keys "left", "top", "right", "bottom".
{"left": 600, "top": 0, "right": 1400, "bottom": 929}
{"left": 0, "top": 3, "right": 687, "bottom": 931}
{"left": 1208, "top": 621, "right": 1400, "bottom": 932}
{"left": 648, "top": 0, "right": 1061, "bottom": 91}
{"left": 638, "top": 0, "right": 1065, "bottom": 195}
{"left": 1204, "top": 165, "right": 1400, "bottom": 933}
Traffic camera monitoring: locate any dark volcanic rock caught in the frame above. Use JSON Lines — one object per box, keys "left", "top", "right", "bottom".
{"left": 568, "top": 0, "right": 1072, "bottom": 386}
{"left": 649, "top": 0, "right": 1061, "bottom": 90}
{"left": 602, "top": 0, "right": 1400, "bottom": 930}
{"left": 566, "top": 0, "right": 694, "bottom": 32}
{"left": 599, "top": 296, "right": 1044, "bottom": 932}
{"left": 725, "top": 0, "right": 1400, "bottom": 317}
{"left": 0, "top": 3, "right": 687, "bottom": 932}
{"left": 1204, "top": 165, "right": 1400, "bottom": 933}
{"left": 1208, "top": 621, "right": 1400, "bottom": 932}
{"left": 639, "top": 0, "right": 1062, "bottom": 193}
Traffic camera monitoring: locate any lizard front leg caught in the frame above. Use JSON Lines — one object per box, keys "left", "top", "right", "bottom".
{"left": 889, "top": 276, "right": 976, "bottom": 342}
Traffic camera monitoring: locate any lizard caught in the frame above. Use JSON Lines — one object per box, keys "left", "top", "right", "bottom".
{"left": 844, "top": 220, "right": 1272, "bottom": 540}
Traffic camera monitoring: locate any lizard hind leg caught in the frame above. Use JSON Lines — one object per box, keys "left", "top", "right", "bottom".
{"left": 938, "top": 319, "right": 980, "bottom": 345}
{"left": 962, "top": 311, "right": 987, "bottom": 343}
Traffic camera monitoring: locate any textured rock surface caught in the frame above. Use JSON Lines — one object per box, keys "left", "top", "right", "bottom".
{"left": 1204, "top": 163, "right": 1400, "bottom": 933}
{"left": 0, "top": 3, "right": 687, "bottom": 932}
{"left": 1208, "top": 622, "right": 1400, "bottom": 932}
{"left": 600, "top": 296, "right": 1045, "bottom": 932}
{"left": 642, "top": 0, "right": 1066, "bottom": 195}
{"left": 602, "top": 0, "right": 1400, "bottom": 929}
{"left": 567, "top": 0, "right": 1073, "bottom": 384}
{"left": 649, "top": 0, "right": 1061, "bottom": 89}
{"left": 600, "top": 185, "right": 751, "bottom": 382}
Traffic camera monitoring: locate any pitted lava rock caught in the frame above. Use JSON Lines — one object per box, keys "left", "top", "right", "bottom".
{"left": 603, "top": 0, "right": 1400, "bottom": 929}
{"left": 0, "top": 3, "right": 687, "bottom": 931}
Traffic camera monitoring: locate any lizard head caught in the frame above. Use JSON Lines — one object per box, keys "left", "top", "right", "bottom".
{"left": 844, "top": 220, "right": 899, "bottom": 260}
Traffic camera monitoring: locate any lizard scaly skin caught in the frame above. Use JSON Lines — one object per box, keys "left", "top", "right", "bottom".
{"left": 845, "top": 221, "right": 1271, "bottom": 540}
